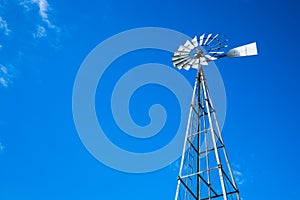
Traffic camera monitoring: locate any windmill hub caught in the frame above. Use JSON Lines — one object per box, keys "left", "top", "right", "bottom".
{"left": 194, "top": 50, "right": 203, "bottom": 59}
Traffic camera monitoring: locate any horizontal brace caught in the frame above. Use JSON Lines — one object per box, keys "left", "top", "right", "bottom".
{"left": 180, "top": 166, "right": 218, "bottom": 179}
{"left": 200, "top": 190, "right": 239, "bottom": 200}
{"left": 199, "top": 145, "right": 224, "bottom": 155}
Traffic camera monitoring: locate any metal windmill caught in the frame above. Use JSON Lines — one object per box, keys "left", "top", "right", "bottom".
{"left": 172, "top": 34, "right": 257, "bottom": 200}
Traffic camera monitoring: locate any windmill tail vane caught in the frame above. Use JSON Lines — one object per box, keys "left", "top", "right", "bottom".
{"left": 172, "top": 33, "right": 258, "bottom": 200}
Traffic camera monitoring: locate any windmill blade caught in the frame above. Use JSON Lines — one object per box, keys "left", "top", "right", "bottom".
{"left": 191, "top": 58, "right": 201, "bottom": 69}
{"left": 191, "top": 63, "right": 201, "bottom": 69}
{"left": 206, "top": 34, "right": 219, "bottom": 46}
{"left": 174, "top": 51, "right": 190, "bottom": 56}
{"left": 188, "top": 59, "right": 196, "bottom": 65}
{"left": 178, "top": 59, "right": 191, "bottom": 69}
{"left": 172, "top": 53, "right": 189, "bottom": 59}
{"left": 184, "top": 40, "right": 195, "bottom": 50}
{"left": 209, "top": 45, "right": 228, "bottom": 52}
{"left": 206, "top": 40, "right": 228, "bottom": 52}
{"left": 226, "top": 42, "right": 258, "bottom": 58}
{"left": 177, "top": 65, "right": 183, "bottom": 70}
{"left": 199, "top": 57, "right": 208, "bottom": 65}
{"left": 182, "top": 63, "right": 191, "bottom": 70}
{"left": 172, "top": 55, "right": 189, "bottom": 63}
{"left": 209, "top": 51, "right": 225, "bottom": 57}
{"left": 173, "top": 56, "right": 190, "bottom": 66}
{"left": 178, "top": 58, "right": 192, "bottom": 68}
{"left": 205, "top": 54, "right": 217, "bottom": 61}
{"left": 184, "top": 59, "right": 197, "bottom": 69}
{"left": 178, "top": 45, "right": 192, "bottom": 52}
{"left": 199, "top": 34, "right": 205, "bottom": 46}
{"left": 207, "top": 37, "right": 227, "bottom": 49}
{"left": 209, "top": 51, "right": 224, "bottom": 54}
{"left": 191, "top": 64, "right": 199, "bottom": 69}
{"left": 191, "top": 36, "right": 198, "bottom": 47}
{"left": 203, "top": 33, "right": 212, "bottom": 46}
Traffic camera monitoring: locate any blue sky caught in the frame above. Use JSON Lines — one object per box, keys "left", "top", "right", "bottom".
{"left": 0, "top": 0, "right": 300, "bottom": 199}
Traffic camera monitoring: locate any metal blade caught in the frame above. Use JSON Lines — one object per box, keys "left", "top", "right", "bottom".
{"left": 184, "top": 40, "right": 195, "bottom": 50}
{"left": 178, "top": 45, "right": 192, "bottom": 52}
{"left": 206, "top": 34, "right": 219, "bottom": 46}
{"left": 188, "top": 59, "right": 196, "bottom": 65}
{"left": 191, "top": 63, "right": 199, "bottom": 69}
{"left": 207, "top": 37, "right": 227, "bottom": 49}
{"left": 173, "top": 56, "right": 190, "bottom": 66}
{"left": 178, "top": 58, "right": 192, "bottom": 69}
{"left": 192, "top": 36, "right": 198, "bottom": 47}
{"left": 183, "top": 64, "right": 191, "bottom": 70}
{"left": 191, "top": 61, "right": 201, "bottom": 69}
{"left": 200, "top": 57, "right": 208, "bottom": 65}
{"left": 177, "top": 65, "right": 182, "bottom": 70}
{"left": 172, "top": 55, "right": 189, "bottom": 61}
{"left": 208, "top": 51, "right": 224, "bottom": 54}
{"left": 199, "top": 34, "right": 205, "bottom": 46}
{"left": 173, "top": 55, "right": 189, "bottom": 62}
{"left": 205, "top": 54, "right": 217, "bottom": 61}
{"left": 174, "top": 51, "right": 190, "bottom": 56}
{"left": 172, "top": 55, "right": 189, "bottom": 62}
{"left": 209, "top": 45, "right": 228, "bottom": 51}
{"left": 203, "top": 33, "right": 212, "bottom": 46}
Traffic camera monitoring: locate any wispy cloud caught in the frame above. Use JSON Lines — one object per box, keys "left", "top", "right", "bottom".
{"left": 32, "top": 0, "right": 55, "bottom": 28}
{"left": 0, "top": 1, "right": 60, "bottom": 89}
{"left": 0, "top": 16, "right": 11, "bottom": 36}
{"left": 20, "top": 0, "right": 59, "bottom": 39}
{"left": 0, "top": 64, "right": 17, "bottom": 88}
{"left": 232, "top": 165, "right": 246, "bottom": 185}
{"left": 33, "top": 24, "right": 47, "bottom": 38}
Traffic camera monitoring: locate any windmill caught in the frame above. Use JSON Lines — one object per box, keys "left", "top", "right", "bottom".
{"left": 172, "top": 34, "right": 257, "bottom": 200}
